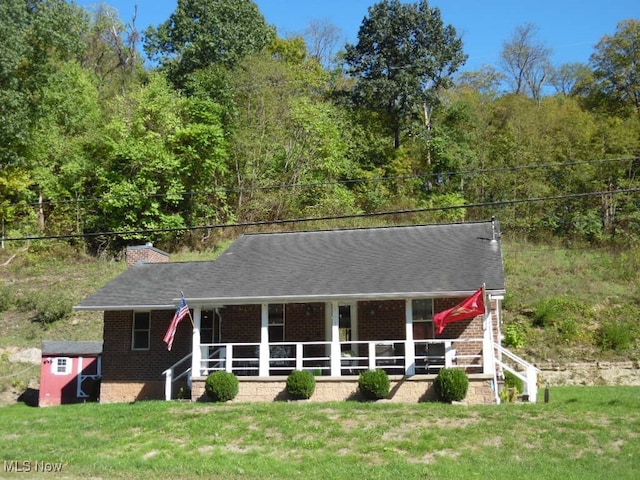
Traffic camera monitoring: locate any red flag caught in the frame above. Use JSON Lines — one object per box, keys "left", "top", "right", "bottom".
{"left": 434, "top": 288, "right": 485, "bottom": 334}
{"left": 163, "top": 297, "right": 189, "bottom": 351}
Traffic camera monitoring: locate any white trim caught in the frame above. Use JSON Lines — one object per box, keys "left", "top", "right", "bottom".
{"left": 51, "top": 357, "right": 72, "bottom": 376}
{"left": 74, "top": 290, "right": 507, "bottom": 311}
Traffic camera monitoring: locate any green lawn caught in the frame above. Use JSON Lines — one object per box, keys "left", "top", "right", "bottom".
{"left": 1, "top": 386, "right": 639, "bottom": 479}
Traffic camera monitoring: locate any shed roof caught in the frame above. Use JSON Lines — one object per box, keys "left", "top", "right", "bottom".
{"left": 75, "top": 220, "right": 505, "bottom": 310}
{"left": 42, "top": 341, "right": 103, "bottom": 356}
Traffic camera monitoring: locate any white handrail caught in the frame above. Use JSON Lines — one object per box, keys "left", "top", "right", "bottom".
{"left": 162, "top": 353, "right": 193, "bottom": 401}
{"left": 493, "top": 342, "right": 540, "bottom": 402}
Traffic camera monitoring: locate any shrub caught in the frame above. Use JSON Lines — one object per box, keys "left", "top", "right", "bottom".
{"left": 358, "top": 369, "right": 390, "bottom": 400}
{"left": 286, "top": 370, "right": 316, "bottom": 400}
{"left": 532, "top": 296, "right": 588, "bottom": 328}
{"left": 596, "top": 305, "right": 640, "bottom": 352}
{"left": 503, "top": 370, "right": 524, "bottom": 394}
{"left": 434, "top": 368, "right": 469, "bottom": 403}
{"left": 204, "top": 371, "right": 239, "bottom": 402}
{"left": 503, "top": 322, "right": 527, "bottom": 349}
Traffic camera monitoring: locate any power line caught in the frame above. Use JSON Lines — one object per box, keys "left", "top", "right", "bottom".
{"left": 4, "top": 186, "right": 639, "bottom": 243}
{"left": 9, "top": 155, "right": 636, "bottom": 209}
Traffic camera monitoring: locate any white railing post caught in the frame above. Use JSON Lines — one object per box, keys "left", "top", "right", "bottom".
{"left": 295, "top": 343, "right": 303, "bottom": 371}
{"left": 444, "top": 341, "right": 455, "bottom": 367}
{"left": 368, "top": 341, "right": 376, "bottom": 370}
{"left": 259, "top": 304, "right": 269, "bottom": 376}
{"left": 191, "top": 307, "right": 202, "bottom": 378}
{"left": 163, "top": 368, "right": 172, "bottom": 401}
{"left": 225, "top": 344, "right": 233, "bottom": 373}
{"left": 330, "top": 301, "right": 341, "bottom": 376}
{"left": 405, "top": 299, "right": 415, "bottom": 376}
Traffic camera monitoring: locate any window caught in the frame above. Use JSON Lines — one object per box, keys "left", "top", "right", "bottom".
{"left": 268, "top": 304, "right": 284, "bottom": 342}
{"left": 132, "top": 312, "right": 150, "bottom": 350}
{"left": 51, "top": 357, "right": 72, "bottom": 375}
{"left": 412, "top": 299, "right": 435, "bottom": 339}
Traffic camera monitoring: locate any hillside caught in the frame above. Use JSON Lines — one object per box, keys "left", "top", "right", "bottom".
{"left": 1, "top": 235, "right": 639, "bottom": 401}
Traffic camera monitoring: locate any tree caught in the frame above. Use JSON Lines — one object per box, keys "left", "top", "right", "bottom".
{"left": 589, "top": 19, "right": 640, "bottom": 115}
{"left": 0, "top": 0, "right": 89, "bottom": 167}
{"left": 344, "top": 0, "right": 466, "bottom": 149}
{"left": 548, "top": 62, "right": 591, "bottom": 96}
{"left": 143, "top": 0, "right": 275, "bottom": 88}
{"left": 500, "top": 23, "right": 551, "bottom": 102}
{"left": 304, "top": 19, "right": 343, "bottom": 68}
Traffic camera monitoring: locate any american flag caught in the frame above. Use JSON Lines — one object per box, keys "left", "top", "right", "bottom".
{"left": 163, "top": 296, "right": 190, "bottom": 351}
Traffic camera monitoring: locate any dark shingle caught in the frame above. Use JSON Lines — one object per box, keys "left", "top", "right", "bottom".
{"left": 42, "top": 341, "right": 103, "bottom": 356}
{"left": 75, "top": 220, "right": 505, "bottom": 309}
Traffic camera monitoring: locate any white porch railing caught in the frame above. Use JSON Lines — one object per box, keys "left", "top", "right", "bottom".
{"left": 163, "top": 339, "right": 542, "bottom": 402}
{"left": 162, "top": 352, "right": 192, "bottom": 401}
{"left": 493, "top": 342, "right": 541, "bottom": 402}
{"left": 197, "top": 339, "right": 486, "bottom": 377}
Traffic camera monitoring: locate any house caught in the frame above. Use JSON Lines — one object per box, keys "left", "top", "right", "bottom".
{"left": 39, "top": 341, "right": 102, "bottom": 407}
{"left": 74, "top": 219, "right": 540, "bottom": 404}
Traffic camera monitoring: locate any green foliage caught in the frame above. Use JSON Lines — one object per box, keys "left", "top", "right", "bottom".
{"left": 532, "top": 296, "right": 592, "bottom": 344}
{"left": 344, "top": 0, "right": 466, "bottom": 148}
{"left": 597, "top": 306, "right": 640, "bottom": 352}
{"left": 503, "top": 370, "right": 524, "bottom": 394}
{"left": 19, "top": 292, "right": 72, "bottom": 325}
{"left": 143, "top": 0, "right": 275, "bottom": 87}
{"left": 286, "top": 370, "right": 316, "bottom": 400}
{"left": 358, "top": 369, "right": 390, "bottom": 400}
{"left": 588, "top": 19, "right": 640, "bottom": 115}
{"left": 204, "top": 371, "right": 239, "bottom": 402}
{"left": 0, "top": 285, "right": 16, "bottom": 312}
{"left": 434, "top": 368, "right": 469, "bottom": 402}
{"left": 503, "top": 322, "right": 527, "bottom": 349}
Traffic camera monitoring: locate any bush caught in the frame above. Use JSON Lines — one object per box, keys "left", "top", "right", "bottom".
{"left": 596, "top": 305, "right": 640, "bottom": 352}
{"left": 434, "top": 368, "right": 469, "bottom": 403}
{"left": 503, "top": 322, "right": 526, "bottom": 349}
{"left": 204, "top": 371, "right": 239, "bottom": 402}
{"left": 503, "top": 370, "right": 524, "bottom": 394}
{"left": 286, "top": 370, "right": 316, "bottom": 400}
{"left": 358, "top": 369, "right": 390, "bottom": 400}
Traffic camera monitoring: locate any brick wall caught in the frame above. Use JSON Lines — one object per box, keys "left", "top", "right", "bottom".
{"left": 284, "top": 303, "right": 325, "bottom": 341}
{"left": 357, "top": 300, "right": 406, "bottom": 340}
{"left": 125, "top": 244, "right": 169, "bottom": 267}
{"left": 102, "top": 310, "right": 191, "bottom": 382}
{"left": 191, "top": 375, "right": 496, "bottom": 404}
{"left": 219, "top": 305, "right": 261, "bottom": 343}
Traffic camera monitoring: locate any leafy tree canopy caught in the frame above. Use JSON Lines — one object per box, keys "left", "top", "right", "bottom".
{"left": 344, "top": 0, "right": 466, "bottom": 148}
{"left": 143, "top": 0, "right": 275, "bottom": 88}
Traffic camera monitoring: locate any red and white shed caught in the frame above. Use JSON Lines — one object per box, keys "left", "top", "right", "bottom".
{"left": 39, "top": 341, "right": 102, "bottom": 407}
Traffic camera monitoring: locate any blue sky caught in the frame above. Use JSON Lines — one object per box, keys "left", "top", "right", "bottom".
{"left": 75, "top": 0, "right": 638, "bottom": 71}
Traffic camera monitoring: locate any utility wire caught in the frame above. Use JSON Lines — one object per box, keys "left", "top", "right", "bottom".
{"left": 4, "top": 186, "right": 639, "bottom": 243}
{"left": 10, "top": 156, "right": 637, "bottom": 209}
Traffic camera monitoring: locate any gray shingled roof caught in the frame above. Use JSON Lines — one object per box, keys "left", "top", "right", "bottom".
{"left": 42, "top": 341, "right": 103, "bottom": 356}
{"left": 75, "top": 221, "right": 505, "bottom": 310}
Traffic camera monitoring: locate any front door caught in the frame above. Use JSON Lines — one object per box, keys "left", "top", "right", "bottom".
{"left": 338, "top": 304, "right": 357, "bottom": 354}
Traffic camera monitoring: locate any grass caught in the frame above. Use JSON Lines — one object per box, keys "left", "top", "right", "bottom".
{"left": 0, "top": 386, "right": 639, "bottom": 479}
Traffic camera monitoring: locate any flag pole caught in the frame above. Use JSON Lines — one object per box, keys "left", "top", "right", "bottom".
{"left": 181, "top": 291, "right": 195, "bottom": 328}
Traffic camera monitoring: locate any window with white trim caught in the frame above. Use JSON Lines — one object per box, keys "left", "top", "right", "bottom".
{"left": 132, "top": 312, "right": 150, "bottom": 350}
{"left": 412, "top": 299, "right": 435, "bottom": 339}
{"left": 51, "top": 357, "right": 72, "bottom": 375}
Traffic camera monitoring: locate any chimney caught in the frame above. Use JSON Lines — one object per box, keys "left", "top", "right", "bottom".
{"left": 126, "top": 242, "right": 170, "bottom": 267}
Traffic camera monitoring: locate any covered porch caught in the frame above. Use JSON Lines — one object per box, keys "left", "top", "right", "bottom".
{"left": 162, "top": 297, "right": 539, "bottom": 403}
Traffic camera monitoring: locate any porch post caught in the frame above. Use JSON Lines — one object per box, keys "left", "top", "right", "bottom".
{"left": 191, "top": 306, "right": 202, "bottom": 377}
{"left": 405, "top": 299, "right": 416, "bottom": 376}
{"left": 259, "top": 303, "right": 269, "bottom": 377}
{"left": 330, "top": 301, "right": 341, "bottom": 376}
{"left": 482, "top": 301, "right": 495, "bottom": 375}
